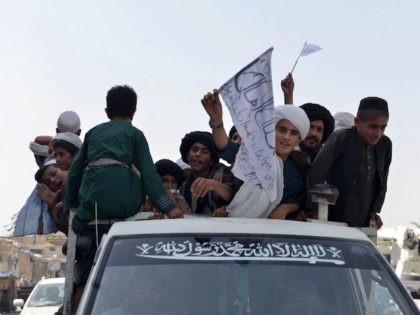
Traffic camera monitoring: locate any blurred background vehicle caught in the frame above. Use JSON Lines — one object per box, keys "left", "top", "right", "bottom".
{"left": 13, "top": 277, "right": 64, "bottom": 315}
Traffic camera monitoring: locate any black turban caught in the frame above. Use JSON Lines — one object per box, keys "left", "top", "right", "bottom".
{"left": 155, "top": 159, "right": 185, "bottom": 188}
{"left": 300, "top": 103, "right": 335, "bottom": 143}
{"left": 179, "top": 131, "right": 219, "bottom": 165}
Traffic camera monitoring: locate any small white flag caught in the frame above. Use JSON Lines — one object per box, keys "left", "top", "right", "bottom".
{"left": 300, "top": 43, "right": 322, "bottom": 57}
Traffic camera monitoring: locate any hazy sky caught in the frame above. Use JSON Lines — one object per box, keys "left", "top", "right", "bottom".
{"left": 1, "top": 0, "right": 419, "bottom": 235}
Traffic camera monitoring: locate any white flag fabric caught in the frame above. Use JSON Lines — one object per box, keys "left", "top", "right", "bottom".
{"left": 219, "top": 48, "right": 282, "bottom": 207}
{"left": 300, "top": 43, "right": 322, "bottom": 57}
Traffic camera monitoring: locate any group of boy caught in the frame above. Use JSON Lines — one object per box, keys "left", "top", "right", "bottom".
{"left": 202, "top": 73, "right": 391, "bottom": 228}
{"left": 13, "top": 111, "right": 83, "bottom": 236}
{"left": 15, "top": 77, "right": 391, "bottom": 314}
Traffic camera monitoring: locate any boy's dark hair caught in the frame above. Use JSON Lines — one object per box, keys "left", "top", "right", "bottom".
{"left": 35, "top": 163, "right": 58, "bottom": 183}
{"left": 106, "top": 85, "right": 137, "bottom": 119}
{"left": 52, "top": 139, "right": 79, "bottom": 157}
{"left": 34, "top": 155, "right": 48, "bottom": 166}
{"left": 228, "top": 126, "right": 237, "bottom": 140}
{"left": 155, "top": 159, "right": 185, "bottom": 188}
{"left": 357, "top": 97, "right": 389, "bottom": 122}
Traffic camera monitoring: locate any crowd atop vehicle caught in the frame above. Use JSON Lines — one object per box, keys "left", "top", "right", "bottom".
{"left": 11, "top": 72, "right": 392, "bottom": 314}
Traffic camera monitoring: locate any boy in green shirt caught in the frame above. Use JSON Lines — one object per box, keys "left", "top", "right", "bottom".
{"left": 64, "top": 85, "right": 182, "bottom": 288}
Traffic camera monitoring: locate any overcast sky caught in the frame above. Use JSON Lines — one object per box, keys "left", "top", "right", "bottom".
{"left": 1, "top": 0, "right": 419, "bottom": 235}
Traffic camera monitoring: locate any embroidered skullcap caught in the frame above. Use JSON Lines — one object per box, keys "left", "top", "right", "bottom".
{"left": 35, "top": 159, "right": 57, "bottom": 183}
{"left": 176, "top": 158, "right": 191, "bottom": 170}
{"left": 29, "top": 135, "right": 53, "bottom": 157}
{"left": 334, "top": 111, "right": 355, "bottom": 131}
{"left": 274, "top": 105, "right": 310, "bottom": 139}
{"left": 357, "top": 97, "right": 388, "bottom": 115}
{"left": 53, "top": 132, "right": 83, "bottom": 149}
{"left": 300, "top": 103, "right": 335, "bottom": 143}
{"left": 179, "top": 131, "right": 219, "bottom": 165}
{"left": 155, "top": 159, "right": 185, "bottom": 188}
{"left": 57, "top": 111, "right": 81, "bottom": 133}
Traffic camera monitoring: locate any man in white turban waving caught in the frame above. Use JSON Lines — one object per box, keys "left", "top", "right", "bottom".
{"left": 228, "top": 104, "right": 310, "bottom": 219}
{"left": 203, "top": 89, "right": 310, "bottom": 219}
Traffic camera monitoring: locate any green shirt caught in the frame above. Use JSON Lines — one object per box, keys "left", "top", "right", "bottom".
{"left": 64, "top": 120, "right": 174, "bottom": 233}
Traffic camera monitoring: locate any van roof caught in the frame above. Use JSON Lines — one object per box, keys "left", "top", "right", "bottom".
{"left": 107, "top": 217, "right": 369, "bottom": 241}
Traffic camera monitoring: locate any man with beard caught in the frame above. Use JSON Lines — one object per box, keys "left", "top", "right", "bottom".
{"left": 179, "top": 131, "right": 234, "bottom": 217}
{"left": 299, "top": 103, "right": 335, "bottom": 162}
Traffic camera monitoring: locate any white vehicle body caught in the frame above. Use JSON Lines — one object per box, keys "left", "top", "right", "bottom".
{"left": 77, "top": 218, "right": 419, "bottom": 314}
{"left": 14, "top": 277, "right": 65, "bottom": 315}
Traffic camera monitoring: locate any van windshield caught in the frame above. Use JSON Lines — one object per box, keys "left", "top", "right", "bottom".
{"left": 87, "top": 234, "right": 416, "bottom": 315}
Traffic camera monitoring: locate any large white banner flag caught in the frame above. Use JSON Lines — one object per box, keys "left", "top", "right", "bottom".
{"left": 300, "top": 43, "right": 322, "bottom": 56}
{"left": 219, "top": 47, "right": 278, "bottom": 202}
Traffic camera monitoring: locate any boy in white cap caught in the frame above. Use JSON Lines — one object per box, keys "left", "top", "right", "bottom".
{"left": 201, "top": 90, "right": 311, "bottom": 219}
{"left": 56, "top": 110, "right": 81, "bottom": 135}
{"left": 52, "top": 132, "right": 83, "bottom": 170}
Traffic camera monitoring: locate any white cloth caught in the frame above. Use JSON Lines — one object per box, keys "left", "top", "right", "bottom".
{"left": 300, "top": 43, "right": 322, "bottom": 56}
{"left": 219, "top": 48, "right": 278, "bottom": 202}
{"left": 53, "top": 132, "right": 82, "bottom": 149}
{"left": 175, "top": 157, "right": 191, "bottom": 170}
{"left": 43, "top": 158, "right": 57, "bottom": 166}
{"left": 227, "top": 156, "right": 284, "bottom": 218}
{"left": 334, "top": 111, "right": 355, "bottom": 131}
{"left": 274, "top": 105, "right": 310, "bottom": 139}
{"left": 57, "top": 110, "right": 81, "bottom": 133}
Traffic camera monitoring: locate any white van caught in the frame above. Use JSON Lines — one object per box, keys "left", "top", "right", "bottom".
{"left": 76, "top": 218, "right": 419, "bottom": 314}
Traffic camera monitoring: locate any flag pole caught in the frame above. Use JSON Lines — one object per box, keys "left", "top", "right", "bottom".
{"left": 290, "top": 41, "right": 307, "bottom": 74}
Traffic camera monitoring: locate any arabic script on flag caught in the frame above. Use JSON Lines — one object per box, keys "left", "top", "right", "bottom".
{"left": 219, "top": 48, "right": 277, "bottom": 201}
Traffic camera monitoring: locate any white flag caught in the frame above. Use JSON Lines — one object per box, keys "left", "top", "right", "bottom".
{"left": 219, "top": 48, "right": 279, "bottom": 202}
{"left": 300, "top": 43, "right": 322, "bottom": 57}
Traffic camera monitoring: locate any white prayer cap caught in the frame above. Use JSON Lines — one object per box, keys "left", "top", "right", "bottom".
{"left": 334, "top": 111, "right": 355, "bottom": 131}
{"left": 43, "top": 158, "right": 57, "bottom": 166}
{"left": 53, "top": 132, "right": 83, "bottom": 149}
{"left": 274, "top": 105, "right": 310, "bottom": 139}
{"left": 29, "top": 135, "right": 53, "bottom": 157}
{"left": 57, "top": 111, "right": 81, "bottom": 133}
{"left": 176, "top": 157, "right": 191, "bottom": 170}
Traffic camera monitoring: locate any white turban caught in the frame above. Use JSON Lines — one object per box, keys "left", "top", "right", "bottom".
{"left": 57, "top": 111, "right": 81, "bottom": 133}
{"left": 274, "top": 105, "right": 310, "bottom": 139}
{"left": 53, "top": 132, "right": 83, "bottom": 149}
{"left": 29, "top": 135, "right": 53, "bottom": 157}
{"left": 334, "top": 111, "right": 355, "bottom": 131}
{"left": 176, "top": 157, "right": 191, "bottom": 170}
{"left": 29, "top": 142, "right": 49, "bottom": 157}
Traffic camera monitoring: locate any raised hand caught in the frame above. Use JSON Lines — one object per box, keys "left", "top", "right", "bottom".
{"left": 201, "top": 89, "right": 223, "bottom": 124}
{"left": 36, "top": 183, "right": 60, "bottom": 209}
{"left": 281, "top": 73, "right": 294, "bottom": 104}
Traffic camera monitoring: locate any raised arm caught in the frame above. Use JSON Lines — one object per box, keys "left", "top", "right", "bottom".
{"left": 201, "top": 89, "right": 229, "bottom": 151}
{"left": 281, "top": 73, "right": 294, "bottom": 105}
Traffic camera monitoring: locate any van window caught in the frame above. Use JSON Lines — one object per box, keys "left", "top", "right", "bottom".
{"left": 86, "top": 235, "right": 415, "bottom": 315}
